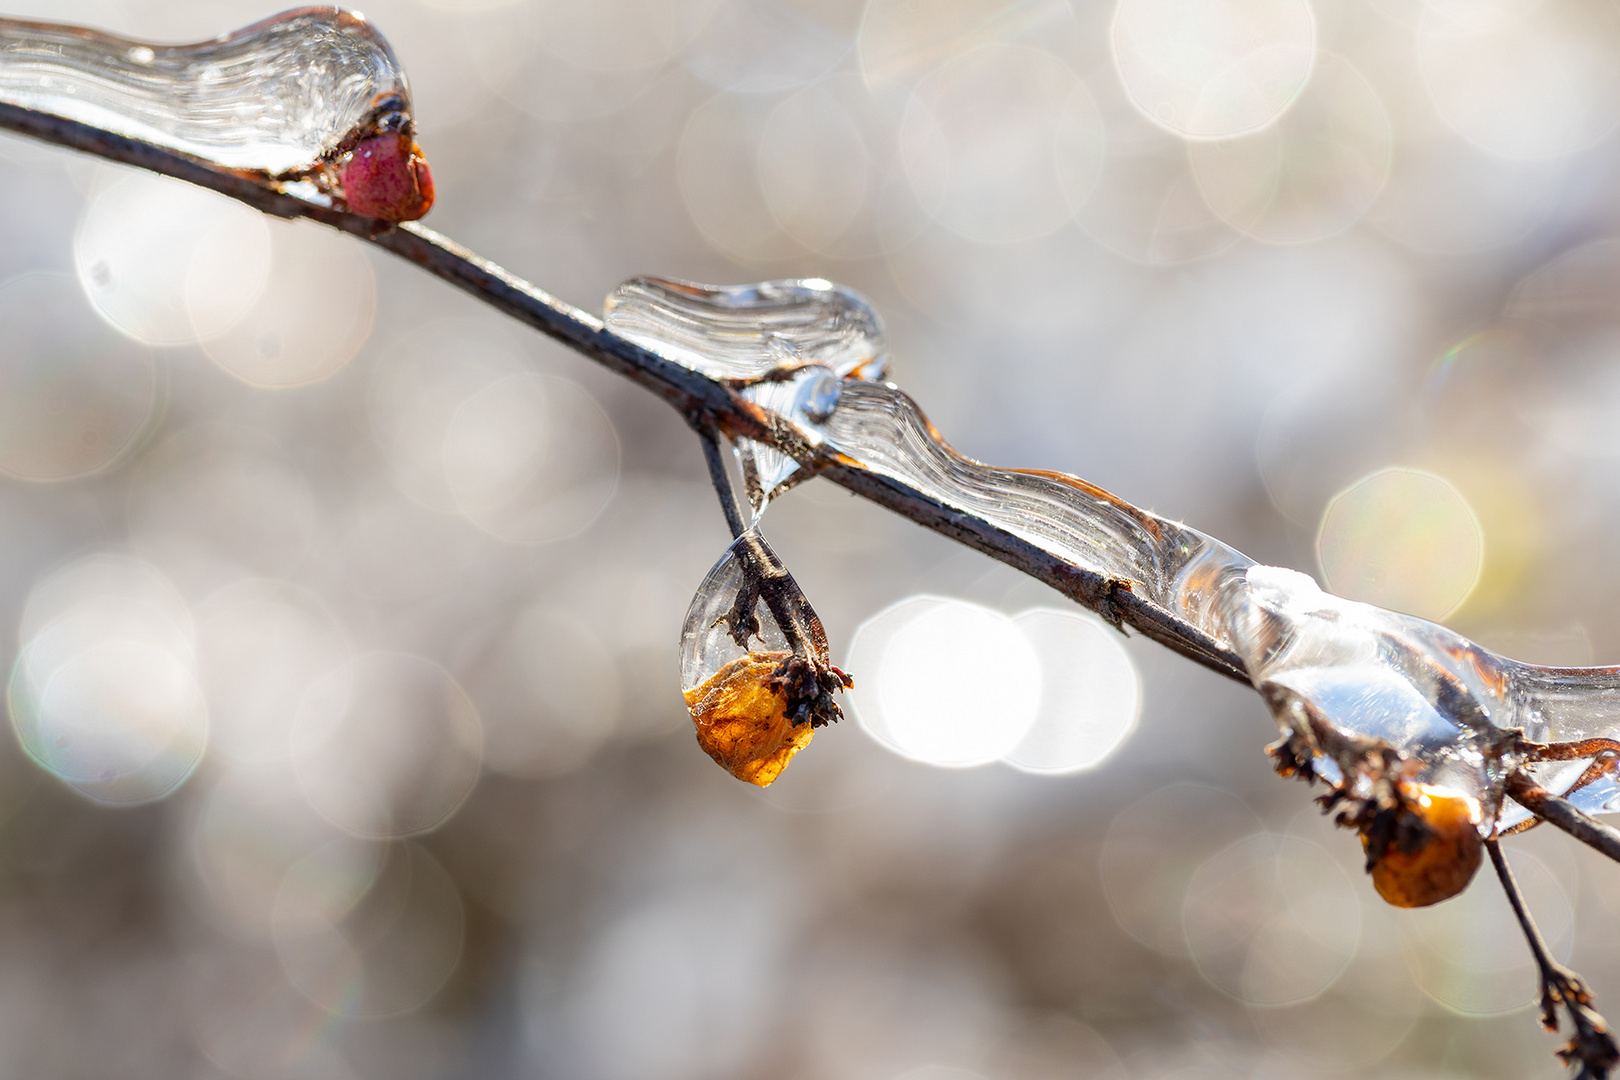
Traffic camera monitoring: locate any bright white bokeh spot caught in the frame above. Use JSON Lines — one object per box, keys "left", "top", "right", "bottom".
{"left": 1317, "top": 466, "right": 1484, "bottom": 621}
{"left": 75, "top": 171, "right": 269, "bottom": 346}
{"left": 844, "top": 595, "right": 947, "bottom": 752}
{"left": 1111, "top": 0, "right": 1316, "bottom": 140}
{"left": 850, "top": 596, "right": 1041, "bottom": 768}
{"left": 1003, "top": 609, "right": 1140, "bottom": 775}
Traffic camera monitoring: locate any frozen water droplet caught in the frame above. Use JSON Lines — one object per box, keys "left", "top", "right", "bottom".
{"left": 679, "top": 529, "right": 848, "bottom": 786}
{"left": 680, "top": 529, "right": 822, "bottom": 691}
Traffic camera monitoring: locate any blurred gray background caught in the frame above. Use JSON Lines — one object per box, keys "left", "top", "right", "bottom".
{"left": 0, "top": 0, "right": 1618, "bottom": 1077}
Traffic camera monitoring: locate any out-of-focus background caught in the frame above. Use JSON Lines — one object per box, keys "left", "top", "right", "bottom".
{"left": 0, "top": 0, "right": 1617, "bottom": 1076}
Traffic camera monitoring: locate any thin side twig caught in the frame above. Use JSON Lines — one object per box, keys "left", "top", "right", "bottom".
{"left": 699, "top": 431, "right": 747, "bottom": 541}
{"left": 1506, "top": 772, "right": 1620, "bottom": 863}
{"left": 1487, "top": 838, "right": 1619, "bottom": 1079}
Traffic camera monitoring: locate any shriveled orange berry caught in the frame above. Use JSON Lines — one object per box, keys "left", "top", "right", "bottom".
{"left": 1362, "top": 783, "right": 1483, "bottom": 908}
{"left": 684, "top": 650, "right": 813, "bottom": 787}
{"left": 340, "top": 131, "right": 435, "bottom": 222}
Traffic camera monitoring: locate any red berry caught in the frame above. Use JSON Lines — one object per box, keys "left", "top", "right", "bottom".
{"left": 339, "top": 132, "right": 435, "bottom": 222}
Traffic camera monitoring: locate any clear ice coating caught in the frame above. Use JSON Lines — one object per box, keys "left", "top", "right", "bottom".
{"left": 617, "top": 275, "right": 1620, "bottom": 831}
{"left": 0, "top": 9, "right": 412, "bottom": 180}
{"left": 679, "top": 528, "right": 830, "bottom": 692}
{"left": 607, "top": 278, "right": 888, "bottom": 516}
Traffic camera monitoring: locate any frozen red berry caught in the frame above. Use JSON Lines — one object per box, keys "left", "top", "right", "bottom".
{"left": 339, "top": 131, "right": 435, "bottom": 222}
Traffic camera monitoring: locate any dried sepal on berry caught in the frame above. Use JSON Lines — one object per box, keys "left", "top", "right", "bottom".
{"left": 1359, "top": 782, "right": 1483, "bottom": 908}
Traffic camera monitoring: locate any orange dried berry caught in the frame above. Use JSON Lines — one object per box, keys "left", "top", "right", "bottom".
{"left": 339, "top": 131, "right": 435, "bottom": 222}
{"left": 1362, "top": 783, "right": 1483, "bottom": 908}
{"left": 684, "top": 650, "right": 813, "bottom": 787}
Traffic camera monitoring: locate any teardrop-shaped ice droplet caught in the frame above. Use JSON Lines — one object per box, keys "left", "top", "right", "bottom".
{"left": 679, "top": 529, "right": 840, "bottom": 787}
{"left": 680, "top": 529, "right": 830, "bottom": 691}
{"left": 604, "top": 276, "right": 889, "bottom": 382}
{"left": 0, "top": 10, "right": 425, "bottom": 210}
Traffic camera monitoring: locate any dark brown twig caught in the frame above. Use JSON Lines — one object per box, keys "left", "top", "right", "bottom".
{"left": 1506, "top": 772, "right": 1620, "bottom": 863}
{"left": 1487, "top": 839, "right": 1619, "bottom": 1079}
{"left": 698, "top": 430, "right": 747, "bottom": 541}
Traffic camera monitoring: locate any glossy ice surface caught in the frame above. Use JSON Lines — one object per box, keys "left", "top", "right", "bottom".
{"left": 615, "top": 276, "right": 1620, "bottom": 831}
{"left": 0, "top": 8, "right": 412, "bottom": 183}
{"left": 609, "top": 278, "right": 884, "bottom": 517}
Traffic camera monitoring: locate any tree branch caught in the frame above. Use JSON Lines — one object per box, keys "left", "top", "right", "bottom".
{"left": 5, "top": 99, "right": 1619, "bottom": 863}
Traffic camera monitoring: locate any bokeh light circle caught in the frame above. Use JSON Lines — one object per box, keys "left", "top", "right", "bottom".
{"left": 1188, "top": 54, "right": 1392, "bottom": 245}
{"left": 199, "top": 218, "right": 376, "bottom": 388}
{"left": 1111, "top": 0, "right": 1316, "bottom": 140}
{"left": 462, "top": 604, "right": 622, "bottom": 779}
{"left": 1100, "top": 783, "right": 1266, "bottom": 956}
{"left": 899, "top": 44, "right": 1082, "bottom": 244}
{"left": 1399, "top": 846, "right": 1572, "bottom": 1015}
{"left": 678, "top": 93, "right": 791, "bottom": 261}
{"left": 1418, "top": 0, "right": 1620, "bottom": 162}
{"left": 441, "top": 372, "right": 621, "bottom": 544}
{"left": 194, "top": 579, "right": 353, "bottom": 769}
{"left": 1182, "top": 833, "right": 1359, "bottom": 1006}
{"left": 1069, "top": 78, "right": 1242, "bottom": 265}
{"left": 1316, "top": 466, "right": 1484, "bottom": 620}
{"left": 369, "top": 318, "right": 596, "bottom": 520}
{"left": 848, "top": 596, "right": 1041, "bottom": 768}
{"left": 844, "top": 595, "right": 946, "bottom": 751}
{"left": 1002, "top": 608, "right": 1140, "bottom": 775}
{"left": 75, "top": 171, "right": 269, "bottom": 346}
{"left": 274, "top": 842, "right": 465, "bottom": 1019}
{"left": 291, "top": 652, "right": 483, "bottom": 839}
{"left": 9, "top": 554, "right": 206, "bottom": 805}
{"left": 758, "top": 82, "right": 871, "bottom": 253}
{"left": 0, "top": 272, "right": 157, "bottom": 481}
{"left": 187, "top": 770, "right": 381, "bottom": 942}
